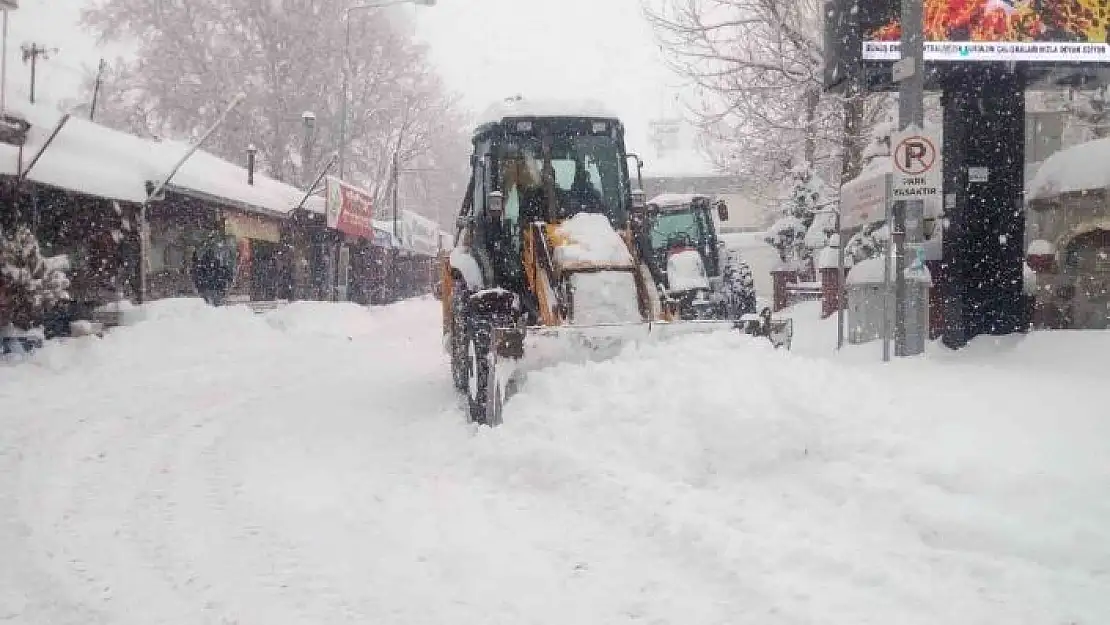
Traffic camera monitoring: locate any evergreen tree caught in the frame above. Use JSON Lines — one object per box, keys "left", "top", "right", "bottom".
{"left": 0, "top": 225, "right": 71, "bottom": 333}
{"left": 765, "top": 160, "right": 833, "bottom": 266}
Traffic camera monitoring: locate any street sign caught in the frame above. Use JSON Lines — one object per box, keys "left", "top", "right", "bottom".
{"left": 891, "top": 125, "right": 942, "bottom": 200}
{"left": 0, "top": 1, "right": 17, "bottom": 10}
{"left": 839, "top": 171, "right": 890, "bottom": 231}
{"left": 892, "top": 56, "right": 915, "bottom": 82}
{"left": 968, "top": 166, "right": 990, "bottom": 183}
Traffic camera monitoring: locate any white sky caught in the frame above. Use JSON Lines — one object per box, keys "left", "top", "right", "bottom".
{"left": 4, "top": 0, "right": 710, "bottom": 172}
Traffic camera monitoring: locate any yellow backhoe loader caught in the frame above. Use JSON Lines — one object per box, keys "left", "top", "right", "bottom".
{"left": 439, "top": 97, "right": 792, "bottom": 425}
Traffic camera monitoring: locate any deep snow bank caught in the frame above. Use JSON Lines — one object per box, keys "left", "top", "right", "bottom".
{"left": 492, "top": 329, "right": 1110, "bottom": 624}
{"left": 2, "top": 296, "right": 1106, "bottom": 625}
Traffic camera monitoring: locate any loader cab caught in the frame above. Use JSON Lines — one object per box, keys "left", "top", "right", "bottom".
{"left": 640, "top": 194, "right": 728, "bottom": 285}
{"left": 457, "top": 112, "right": 637, "bottom": 292}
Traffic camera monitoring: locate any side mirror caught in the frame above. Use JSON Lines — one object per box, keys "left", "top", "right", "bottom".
{"left": 455, "top": 214, "right": 472, "bottom": 230}
{"left": 487, "top": 190, "right": 504, "bottom": 220}
{"left": 716, "top": 199, "right": 729, "bottom": 222}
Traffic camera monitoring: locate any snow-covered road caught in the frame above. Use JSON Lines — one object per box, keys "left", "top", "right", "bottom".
{"left": 1, "top": 297, "right": 1108, "bottom": 624}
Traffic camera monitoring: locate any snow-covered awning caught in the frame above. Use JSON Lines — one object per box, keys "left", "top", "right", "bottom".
{"left": 1027, "top": 136, "right": 1110, "bottom": 202}
{"left": 1, "top": 99, "right": 311, "bottom": 218}
{"left": 0, "top": 100, "right": 153, "bottom": 203}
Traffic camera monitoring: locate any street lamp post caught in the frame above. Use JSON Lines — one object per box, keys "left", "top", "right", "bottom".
{"left": 301, "top": 110, "right": 316, "bottom": 190}
{"left": 337, "top": 0, "right": 436, "bottom": 182}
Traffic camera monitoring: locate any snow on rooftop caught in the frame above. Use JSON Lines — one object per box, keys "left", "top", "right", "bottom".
{"left": 1027, "top": 239, "right": 1056, "bottom": 256}
{"left": 478, "top": 96, "right": 618, "bottom": 126}
{"left": 845, "top": 254, "right": 892, "bottom": 286}
{"left": 153, "top": 139, "right": 305, "bottom": 216}
{"left": 1027, "top": 136, "right": 1110, "bottom": 201}
{"left": 2, "top": 99, "right": 310, "bottom": 216}
{"left": 0, "top": 100, "right": 155, "bottom": 203}
{"left": 647, "top": 193, "right": 704, "bottom": 208}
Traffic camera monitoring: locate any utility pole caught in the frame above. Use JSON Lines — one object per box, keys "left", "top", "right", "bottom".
{"left": 894, "top": 0, "right": 926, "bottom": 357}
{"left": 21, "top": 42, "right": 52, "bottom": 104}
{"left": 391, "top": 150, "right": 400, "bottom": 239}
{"left": 89, "top": 58, "right": 106, "bottom": 120}
{"left": 301, "top": 110, "right": 316, "bottom": 190}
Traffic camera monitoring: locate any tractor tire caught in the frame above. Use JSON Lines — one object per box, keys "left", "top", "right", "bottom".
{"left": 449, "top": 280, "right": 469, "bottom": 392}
{"left": 464, "top": 316, "right": 502, "bottom": 426}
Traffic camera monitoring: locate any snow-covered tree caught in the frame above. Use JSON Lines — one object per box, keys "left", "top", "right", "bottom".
{"left": 1, "top": 225, "right": 71, "bottom": 333}
{"left": 79, "top": 0, "right": 469, "bottom": 216}
{"left": 720, "top": 247, "right": 757, "bottom": 316}
{"left": 646, "top": 0, "right": 889, "bottom": 199}
{"left": 764, "top": 159, "right": 834, "bottom": 266}
{"left": 861, "top": 119, "right": 894, "bottom": 173}
{"left": 843, "top": 222, "right": 890, "bottom": 265}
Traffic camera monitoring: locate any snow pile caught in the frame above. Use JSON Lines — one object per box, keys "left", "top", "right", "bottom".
{"left": 1027, "top": 238, "right": 1056, "bottom": 256}
{"left": 449, "top": 248, "right": 485, "bottom": 289}
{"left": 569, "top": 271, "right": 642, "bottom": 325}
{"left": 665, "top": 250, "right": 709, "bottom": 292}
{"left": 1, "top": 297, "right": 1108, "bottom": 624}
{"left": 719, "top": 231, "right": 766, "bottom": 249}
{"left": 496, "top": 329, "right": 1110, "bottom": 624}
{"left": 552, "top": 213, "right": 633, "bottom": 266}
{"left": 846, "top": 252, "right": 932, "bottom": 286}
{"left": 846, "top": 253, "right": 891, "bottom": 285}
{"left": 264, "top": 301, "right": 379, "bottom": 339}
{"left": 816, "top": 244, "right": 846, "bottom": 270}
{"left": 1027, "top": 136, "right": 1110, "bottom": 200}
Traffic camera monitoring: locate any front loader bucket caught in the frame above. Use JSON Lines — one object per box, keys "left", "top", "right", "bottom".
{"left": 481, "top": 315, "right": 793, "bottom": 424}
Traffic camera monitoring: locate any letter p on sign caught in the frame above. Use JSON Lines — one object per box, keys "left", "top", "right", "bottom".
{"left": 891, "top": 125, "right": 942, "bottom": 199}
{"left": 895, "top": 136, "right": 936, "bottom": 176}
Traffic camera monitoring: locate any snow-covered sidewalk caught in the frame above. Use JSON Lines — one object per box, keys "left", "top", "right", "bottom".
{"left": 1, "top": 296, "right": 1107, "bottom": 624}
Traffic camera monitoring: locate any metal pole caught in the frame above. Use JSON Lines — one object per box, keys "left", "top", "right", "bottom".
{"left": 896, "top": 0, "right": 926, "bottom": 356}
{"left": 89, "top": 58, "right": 106, "bottom": 120}
{"left": 836, "top": 213, "right": 845, "bottom": 350}
{"left": 27, "top": 45, "right": 36, "bottom": 104}
{"left": 1, "top": 11, "right": 8, "bottom": 116}
{"left": 17, "top": 114, "right": 69, "bottom": 182}
{"left": 293, "top": 152, "right": 338, "bottom": 213}
{"left": 338, "top": 15, "right": 352, "bottom": 182}
{"left": 146, "top": 94, "right": 246, "bottom": 203}
{"left": 301, "top": 113, "right": 316, "bottom": 189}
{"left": 882, "top": 174, "right": 892, "bottom": 363}
{"left": 391, "top": 150, "right": 399, "bottom": 238}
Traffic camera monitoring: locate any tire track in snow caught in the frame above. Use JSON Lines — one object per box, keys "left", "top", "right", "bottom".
{"left": 3, "top": 299, "right": 461, "bottom": 624}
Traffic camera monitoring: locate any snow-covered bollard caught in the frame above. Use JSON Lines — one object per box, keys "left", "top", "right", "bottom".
{"left": 817, "top": 240, "right": 849, "bottom": 319}
{"left": 1025, "top": 239, "right": 1057, "bottom": 274}
{"left": 771, "top": 264, "right": 798, "bottom": 312}
{"left": 1024, "top": 240, "right": 1055, "bottom": 330}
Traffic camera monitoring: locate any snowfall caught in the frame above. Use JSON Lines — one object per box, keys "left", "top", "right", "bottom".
{"left": 1, "top": 294, "right": 1108, "bottom": 624}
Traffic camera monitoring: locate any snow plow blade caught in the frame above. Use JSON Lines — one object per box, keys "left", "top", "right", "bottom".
{"left": 481, "top": 314, "right": 793, "bottom": 424}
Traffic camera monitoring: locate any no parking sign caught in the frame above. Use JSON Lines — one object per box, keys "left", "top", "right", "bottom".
{"left": 891, "top": 125, "right": 942, "bottom": 200}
